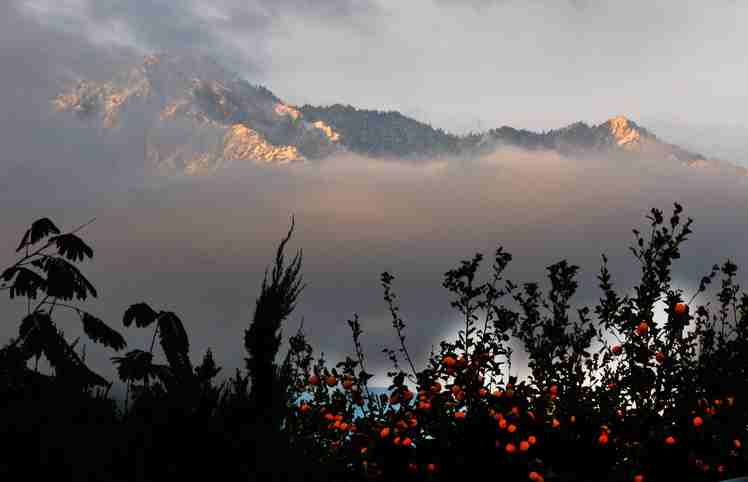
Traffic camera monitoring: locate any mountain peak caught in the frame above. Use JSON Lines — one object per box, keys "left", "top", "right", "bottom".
{"left": 603, "top": 115, "right": 642, "bottom": 148}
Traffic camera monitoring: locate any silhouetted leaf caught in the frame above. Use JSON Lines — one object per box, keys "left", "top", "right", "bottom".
{"left": 111, "top": 349, "right": 155, "bottom": 383}
{"left": 16, "top": 218, "right": 60, "bottom": 252}
{"left": 81, "top": 312, "right": 126, "bottom": 350}
{"left": 3, "top": 267, "right": 46, "bottom": 300}
{"left": 123, "top": 302, "right": 158, "bottom": 328}
{"left": 19, "top": 312, "right": 54, "bottom": 359}
{"left": 158, "top": 311, "right": 192, "bottom": 376}
{"left": 151, "top": 364, "right": 176, "bottom": 387}
{"left": 49, "top": 233, "right": 94, "bottom": 262}
{"left": 34, "top": 257, "right": 97, "bottom": 300}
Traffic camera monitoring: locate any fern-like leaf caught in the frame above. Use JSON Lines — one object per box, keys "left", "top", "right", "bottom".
{"left": 157, "top": 311, "right": 192, "bottom": 377}
{"left": 81, "top": 312, "right": 126, "bottom": 350}
{"left": 35, "top": 257, "right": 97, "bottom": 301}
{"left": 3, "top": 267, "right": 46, "bottom": 300}
{"left": 16, "top": 218, "right": 60, "bottom": 252}
{"left": 19, "top": 312, "right": 54, "bottom": 359}
{"left": 49, "top": 233, "right": 94, "bottom": 262}
{"left": 111, "top": 349, "right": 155, "bottom": 383}
{"left": 123, "top": 302, "right": 158, "bottom": 328}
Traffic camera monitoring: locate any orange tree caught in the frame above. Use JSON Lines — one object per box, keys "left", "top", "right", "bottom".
{"left": 281, "top": 203, "right": 748, "bottom": 482}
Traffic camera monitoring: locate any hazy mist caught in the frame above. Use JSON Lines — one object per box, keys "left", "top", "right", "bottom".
{"left": 2, "top": 147, "right": 747, "bottom": 389}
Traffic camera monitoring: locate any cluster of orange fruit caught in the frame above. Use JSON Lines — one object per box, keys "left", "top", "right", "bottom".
{"left": 293, "top": 302, "right": 748, "bottom": 481}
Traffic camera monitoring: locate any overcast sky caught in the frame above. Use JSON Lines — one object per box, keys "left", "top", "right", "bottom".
{"left": 2, "top": 0, "right": 748, "bottom": 391}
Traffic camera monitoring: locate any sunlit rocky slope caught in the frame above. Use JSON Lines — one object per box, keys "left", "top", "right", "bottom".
{"left": 53, "top": 53, "right": 746, "bottom": 176}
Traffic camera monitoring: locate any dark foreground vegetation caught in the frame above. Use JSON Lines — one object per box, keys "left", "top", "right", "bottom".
{"left": 1, "top": 203, "right": 747, "bottom": 482}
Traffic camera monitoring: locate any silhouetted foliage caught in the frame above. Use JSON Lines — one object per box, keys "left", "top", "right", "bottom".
{"left": 3, "top": 205, "right": 748, "bottom": 482}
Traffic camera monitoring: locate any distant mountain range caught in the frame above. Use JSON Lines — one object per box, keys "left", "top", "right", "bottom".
{"left": 52, "top": 53, "right": 748, "bottom": 176}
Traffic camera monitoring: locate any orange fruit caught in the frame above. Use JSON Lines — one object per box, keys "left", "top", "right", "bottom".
{"left": 393, "top": 437, "right": 401, "bottom": 445}
{"left": 342, "top": 379, "right": 354, "bottom": 390}
{"left": 443, "top": 356, "right": 457, "bottom": 367}
{"left": 325, "top": 375, "right": 337, "bottom": 387}
{"left": 499, "top": 419, "right": 508, "bottom": 429}
{"left": 665, "top": 436, "right": 676, "bottom": 445}
{"left": 528, "top": 435, "right": 537, "bottom": 445}
{"left": 598, "top": 433, "right": 609, "bottom": 445}
{"left": 508, "top": 424, "right": 517, "bottom": 433}
{"left": 692, "top": 416, "right": 703, "bottom": 427}
{"left": 552, "top": 419, "right": 560, "bottom": 428}
{"left": 636, "top": 322, "right": 649, "bottom": 336}
{"left": 505, "top": 443, "right": 516, "bottom": 454}
{"left": 529, "top": 472, "right": 542, "bottom": 481}
{"left": 734, "top": 439, "right": 742, "bottom": 449}
{"left": 380, "top": 427, "right": 390, "bottom": 438}
{"left": 570, "top": 415, "right": 576, "bottom": 424}
{"left": 402, "top": 437, "right": 413, "bottom": 447}
{"left": 340, "top": 422, "right": 349, "bottom": 431}
{"left": 519, "top": 440, "right": 530, "bottom": 452}
{"left": 674, "top": 303, "right": 688, "bottom": 316}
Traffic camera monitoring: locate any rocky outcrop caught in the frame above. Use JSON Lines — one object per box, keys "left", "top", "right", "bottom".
{"left": 53, "top": 53, "right": 341, "bottom": 175}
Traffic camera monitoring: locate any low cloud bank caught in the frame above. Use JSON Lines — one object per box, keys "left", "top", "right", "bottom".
{"left": 2, "top": 145, "right": 747, "bottom": 390}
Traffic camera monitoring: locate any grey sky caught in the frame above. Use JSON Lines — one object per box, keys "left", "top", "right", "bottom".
{"left": 2, "top": 0, "right": 748, "bottom": 390}
{"left": 11, "top": 0, "right": 748, "bottom": 133}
